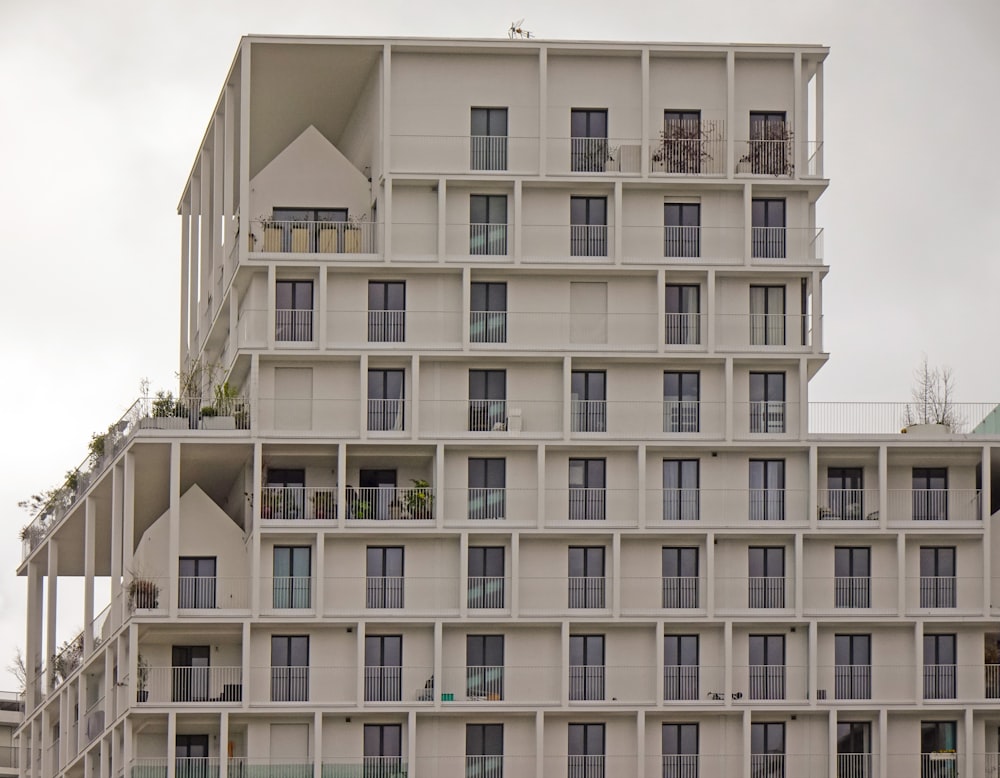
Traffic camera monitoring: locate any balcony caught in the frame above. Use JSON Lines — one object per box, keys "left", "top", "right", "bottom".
{"left": 138, "top": 666, "right": 242, "bottom": 704}
{"left": 888, "top": 489, "right": 981, "bottom": 523}
{"left": 662, "top": 664, "right": 699, "bottom": 701}
{"left": 571, "top": 399, "right": 607, "bottom": 432}
{"left": 834, "top": 664, "right": 872, "bottom": 700}
{"left": 346, "top": 485, "right": 435, "bottom": 522}
{"left": 568, "top": 665, "right": 605, "bottom": 701}
{"left": 986, "top": 664, "right": 1000, "bottom": 698}
{"left": 468, "top": 487, "right": 507, "bottom": 520}
{"left": 567, "top": 576, "right": 607, "bottom": 609}
{"left": 390, "top": 133, "right": 538, "bottom": 174}
{"left": 130, "top": 577, "right": 250, "bottom": 611}
{"left": 274, "top": 309, "right": 313, "bottom": 342}
{"left": 269, "top": 666, "right": 309, "bottom": 702}
{"left": 249, "top": 219, "right": 378, "bottom": 255}
{"left": 649, "top": 488, "right": 810, "bottom": 528}
{"left": 651, "top": 119, "right": 726, "bottom": 175}
{"left": 716, "top": 314, "right": 816, "bottom": 351}
{"left": 748, "top": 664, "right": 786, "bottom": 700}
{"left": 751, "top": 227, "right": 825, "bottom": 263}
{"left": 661, "top": 576, "right": 700, "bottom": 609}
{"left": 923, "top": 664, "right": 957, "bottom": 699}
{"left": 818, "top": 489, "right": 880, "bottom": 523}
{"left": 366, "top": 575, "right": 404, "bottom": 609}
{"left": 367, "top": 310, "right": 406, "bottom": 343}
{"left": 364, "top": 665, "right": 402, "bottom": 702}
{"left": 439, "top": 665, "right": 559, "bottom": 704}
{"left": 467, "top": 576, "right": 506, "bottom": 609}
{"left": 663, "top": 313, "right": 705, "bottom": 346}
{"left": 747, "top": 576, "right": 786, "bottom": 608}
{"left": 469, "top": 310, "right": 508, "bottom": 343}
{"left": 556, "top": 136, "right": 643, "bottom": 174}
{"left": 569, "top": 225, "right": 609, "bottom": 257}
{"left": 267, "top": 576, "right": 313, "bottom": 609}
{"left": 567, "top": 488, "right": 607, "bottom": 521}
{"left": 261, "top": 487, "right": 337, "bottom": 521}
{"left": 808, "top": 400, "right": 998, "bottom": 434}
{"left": 465, "top": 665, "right": 504, "bottom": 700}
{"left": 367, "top": 399, "right": 407, "bottom": 432}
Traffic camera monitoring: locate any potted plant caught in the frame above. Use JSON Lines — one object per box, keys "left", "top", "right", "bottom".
{"left": 127, "top": 577, "right": 160, "bottom": 610}
{"left": 150, "top": 391, "right": 189, "bottom": 430}
{"left": 738, "top": 124, "right": 794, "bottom": 175}
{"left": 651, "top": 121, "right": 713, "bottom": 174}
{"left": 200, "top": 382, "right": 239, "bottom": 430}
{"left": 20, "top": 523, "right": 46, "bottom": 550}
{"left": 51, "top": 634, "right": 83, "bottom": 684}
{"left": 404, "top": 479, "right": 434, "bottom": 520}
{"left": 136, "top": 654, "right": 150, "bottom": 702}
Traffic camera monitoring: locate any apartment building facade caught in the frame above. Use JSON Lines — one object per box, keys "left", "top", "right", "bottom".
{"left": 16, "top": 34, "right": 1000, "bottom": 778}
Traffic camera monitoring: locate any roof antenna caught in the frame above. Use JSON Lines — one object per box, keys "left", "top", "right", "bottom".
{"left": 508, "top": 19, "right": 533, "bottom": 39}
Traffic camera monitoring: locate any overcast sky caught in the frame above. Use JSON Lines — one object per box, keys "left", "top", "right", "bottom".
{"left": 0, "top": 0, "right": 997, "bottom": 688}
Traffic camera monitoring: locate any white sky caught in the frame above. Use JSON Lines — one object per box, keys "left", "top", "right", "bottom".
{"left": 0, "top": 0, "right": 998, "bottom": 689}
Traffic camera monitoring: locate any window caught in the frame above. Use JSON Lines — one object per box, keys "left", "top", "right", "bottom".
{"left": 662, "top": 723, "right": 699, "bottom": 778}
{"left": 751, "top": 722, "right": 785, "bottom": 778}
{"left": 364, "top": 724, "right": 402, "bottom": 776}
{"left": 834, "top": 546, "right": 871, "bottom": 608}
{"left": 663, "top": 371, "right": 700, "bottom": 432}
{"left": 570, "top": 196, "right": 608, "bottom": 257}
{"left": 471, "top": 107, "right": 508, "bottom": 170}
{"left": 271, "top": 635, "right": 308, "bottom": 701}
{"left": 662, "top": 459, "right": 699, "bottom": 521}
{"left": 368, "top": 281, "right": 406, "bottom": 342}
{"left": 752, "top": 198, "right": 786, "bottom": 258}
{"left": 171, "top": 645, "right": 209, "bottom": 702}
{"left": 664, "top": 635, "right": 699, "bottom": 701}
{"left": 568, "top": 723, "right": 605, "bottom": 778}
{"left": 661, "top": 110, "right": 704, "bottom": 174}
{"left": 469, "top": 547, "right": 505, "bottom": 609}
{"left": 569, "top": 635, "right": 605, "bottom": 701}
{"left": 920, "top": 546, "right": 956, "bottom": 608}
{"left": 749, "top": 635, "right": 785, "bottom": 700}
{"left": 920, "top": 721, "right": 956, "bottom": 777}
{"left": 178, "top": 557, "right": 216, "bottom": 609}
{"left": 264, "top": 468, "right": 305, "bottom": 520}
{"left": 924, "top": 634, "right": 957, "bottom": 699}
{"left": 367, "top": 369, "right": 405, "bottom": 431}
{"left": 467, "top": 635, "right": 504, "bottom": 699}
{"left": 469, "top": 369, "right": 507, "bottom": 431}
{"left": 269, "top": 208, "right": 349, "bottom": 252}
{"left": 662, "top": 547, "right": 699, "bottom": 608}
{"left": 664, "top": 285, "right": 701, "bottom": 345}
{"left": 749, "top": 373, "right": 786, "bottom": 433}
{"left": 470, "top": 282, "right": 507, "bottom": 343}
{"left": 664, "top": 203, "right": 701, "bottom": 258}
{"left": 569, "top": 458, "right": 606, "bottom": 520}
{"left": 748, "top": 547, "right": 785, "bottom": 608}
{"left": 570, "top": 108, "right": 609, "bottom": 172}
{"left": 748, "top": 111, "right": 791, "bottom": 175}
{"left": 273, "top": 547, "right": 311, "bottom": 609}
{"left": 750, "top": 285, "right": 786, "bottom": 346}
{"left": 835, "top": 634, "right": 872, "bottom": 700}
{"left": 837, "top": 723, "right": 872, "bottom": 778}
{"left": 366, "top": 546, "right": 404, "bottom": 608}
{"left": 466, "top": 724, "right": 503, "bottom": 778}
{"left": 175, "top": 734, "right": 210, "bottom": 778}
{"left": 826, "top": 468, "right": 865, "bottom": 520}
{"left": 364, "top": 635, "right": 402, "bottom": 701}
{"left": 275, "top": 280, "right": 314, "bottom": 342}
{"left": 571, "top": 370, "right": 607, "bottom": 432}
{"left": 749, "top": 459, "right": 785, "bottom": 521}
{"left": 913, "top": 468, "right": 948, "bottom": 521}
{"left": 470, "top": 195, "right": 508, "bottom": 255}
{"left": 569, "top": 546, "right": 605, "bottom": 608}
{"left": 469, "top": 458, "right": 506, "bottom": 520}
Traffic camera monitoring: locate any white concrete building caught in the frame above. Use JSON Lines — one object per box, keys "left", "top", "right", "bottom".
{"left": 16, "top": 34, "right": 1000, "bottom": 778}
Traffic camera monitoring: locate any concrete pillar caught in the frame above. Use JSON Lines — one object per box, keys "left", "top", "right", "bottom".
{"left": 167, "top": 443, "right": 181, "bottom": 618}
{"left": 45, "top": 541, "right": 58, "bottom": 693}
{"left": 83, "top": 497, "right": 96, "bottom": 655}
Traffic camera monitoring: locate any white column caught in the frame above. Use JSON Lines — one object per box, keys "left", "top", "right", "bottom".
{"left": 83, "top": 497, "right": 96, "bottom": 655}
{"left": 536, "top": 444, "right": 546, "bottom": 530}
{"left": 827, "top": 710, "right": 837, "bottom": 778}
{"left": 359, "top": 354, "right": 369, "bottom": 441}
{"left": 798, "top": 357, "right": 809, "bottom": 435}
{"left": 538, "top": 48, "right": 547, "bottom": 175}
{"left": 318, "top": 269, "right": 328, "bottom": 350}
{"left": 433, "top": 621, "right": 443, "bottom": 706}
{"left": 407, "top": 711, "right": 417, "bottom": 778}
{"left": 312, "top": 712, "right": 322, "bottom": 778}
{"left": 314, "top": 531, "right": 325, "bottom": 618}
{"left": 964, "top": 706, "right": 974, "bottom": 778}
{"left": 166, "top": 713, "right": 177, "bottom": 778}
{"left": 613, "top": 180, "right": 623, "bottom": 263}
{"left": 461, "top": 266, "right": 471, "bottom": 349}
{"left": 807, "top": 619, "right": 817, "bottom": 704}
{"left": 706, "top": 532, "right": 716, "bottom": 617}
{"left": 26, "top": 560, "right": 43, "bottom": 710}
{"left": 436, "top": 178, "right": 446, "bottom": 261}
{"left": 611, "top": 532, "right": 621, "bottom": 616}
{"left": 219, "top": 712, "right": 229, "bottom": 778}
{"left": 878, "top": 446, "right": 888, "bottom": 529}
{"left": 167, "top": 442, "right": 181, "bottom": 618}
{"left": 984, "top": 446, "right": 992, "bottom": 615}
{"left": 337, "top": 443, "right": 347, "bottom": 531}
{"left": 793, "top": 52, "right": 804, "bottom": 176}
{"left": 562, "top": 356, "right": 572, "bottom": 438}
{"left": 654, "top": 621, "right": 664, "bottom": 704}
{"left": 179, "top": 201, "right": 191, "bottom": 366}
{"left": 560, "top": 622, "right": 570, "bottom": 704}
{"left": 724, "top": 357, "right": 734, "bottom": 441}
{"left": 45, "top": 541, "right": 58, "bottom": 693}
{"left": 808, "top": 445, "right": 818, "bottom": 530}
{"left": 706, "top": 270, "right": 716, "bottom": 355}
{"left": 636, "top": 445, "right": 647, "bottom": 529}
{"left": 878, "top": 708, "right": 888, "bottom": 778}
{"left": 459, "top": 534, "right": 469, "bottom": 618}
{"left": 513, "top": 180, "right": 523, "bottom": 263}
{"left": 897, "top": 533, "right": 906, "bottom": 616}
{"left": 383, "top": 180, "right": 393, "bottom": 260}
{"left": 914, "top": 621, "right": 923, "bottom": 701}
{"left": 726, "top": 51, "right": 736, "bottom": 178}
{"left": 794, "top": 534, "right": 804, "bottom": 617}
{"left": 534, "top": 711, "right": 544, "bottom": 778}
{"left": 723, "top": 619, "right": 733, "bottom": 704}
{"left": 510, "top": 532, "right": 520, "bottom": 619}
{"left": 411, "top": 355, "right": 421, "bottom": 442}
{"left": 741, "top": 708, "right": 751, "bottom": 778}
{"left": 656, "top": 269, "right": 666, "bottom": 354}
{"left": 742, "top": 182, "right": 752, "bottom": 265}
{"left": 636, "top": 709, "right": 645, "bottom": 778}
{"left": 110, "top": 464, "right": 123, "bottom": 631}
{"left": 382, "top": 44, "right": 392, "bottom": 176}
{"left": 266, "top": 265, "right": 276, "bottom": 349}
{"left": 811, "top": 269, "right": 823, "bottom": 352}
{"left": 434, "top": 442, "right": 444, "bottom": 529}
{"left": 240, "top": 622, "right": 250, "bottom": 711}
{"left": 640, "top": 48, "right": 650, "bottom": 178}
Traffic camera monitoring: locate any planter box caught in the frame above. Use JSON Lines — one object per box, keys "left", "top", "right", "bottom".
{"left": 903, "top": 422, "right": 951, "bottom": 436}
{"left": 153, "top": 417, "right": 189, "bottom": 430}
{"left": 201, "top": 416, "right": 236, "bottom": 430}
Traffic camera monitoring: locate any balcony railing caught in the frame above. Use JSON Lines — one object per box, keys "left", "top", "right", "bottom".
{"left": 366, "top": 576, "right": 404, "bottom": 609}
{"left": 139, "top": 666, "right": 242, "bottom": 704}
{"left": 662, "top": 576, "right": 700, "bottom": 609}
{"left": 748, "top": 576, "right": 786, "bottom": 608}
{"left": 469, "top": 222, "right": 510, "bottom": 255}
{"left": 748, "top": 664, "right": 786, "bottom": 700}
{"left": 225, "top": 759, "right": 313, "bottom": 778}
{"left": 749, "top": 400, "right": 787, "bottom": 434}
{"left": 568, "top": 488, "right": 606, "bottom": 520}
{"left": 270, "top": 666, "right": 309, "bottom": 702}
{"left": 888, "top": 489, "right": 981, "bottom": 522}
{"left": 465, "top": 755, "right": 504, "bottom": 778}
{"left": 367, "top": 310, "right": 406, "bottom": 343}
{"left": 661, "top": 754, "right": 700, "bottom": 778}
{"left": 920, "top": 753, "right": 958, "bottom": 778}
{"left": 274, "top": 309, "right": 313, "bottom": 342}
{"left": 919, "top": 576, "right": 956, "bottom": 608}
{"left": 364, "top": 665, "right": 402, "bottom": 702}
{"left": 750, "top": 754, "right": 785, "bottom": 778}
{"left": 567, "top": 754, "right": 606, "bottom": 778}
{"left": 716, "top": 313, "right": 815, "bottom": 350}
{"left": 663, "top": 664, "right": 699, "bottom": 701}
{"left": 738, "top": 137, "right": 795, "bottom": 176}
{"left": 562, "top": 136, "right": 643, "bottom": 174}
{"left": 468, "top": 576, "right": 506, "bottom": 609}
{"left": 571, "top": 399, "right": 607, "bottom": 432}
{"left": 347, "top": 485, "right": 434, "bottom": 521}
{"left": 470, "top": 134, "right": 509, "bottom": 171}
{"left": 469, "top": 311, "right": 508, "bottom": 343}
{"left": 836, "top": 753, "right": 872, "bottom": 778}
{"left": 250, "top": 219, "right": 378, "bottom": 254}
{"left": 568, "top": 576, "right": 606, "bottom": 609}
{"left": 834, "top": 664, "right": 872, "bottom": 700}
{"left": 390, "top": 133, "right": 538, "bottom": 174}
{"left": 261, "top": 487, "right": 337, "bottom": 521}
{"left": 570, "top": 224, "right": 609, "bottom": 257}
{"left": 568, "top": 665, "right": 605, "bottom": 701}
{"left": 466, "top": 665, "right": 504, "bottom": 699}
{"left": 987, "top": 664, "right": 1000, "bottom": 699}
{"left": 664, "top": 313, "right": 704, "bottom": 346}
{"left": 652, "top": 120, "right": 726, "bottom": 175}
{"left": 367, "top": 399, "right": 406, "bottom": 432}
{"left": 469, "top": 399, "right": 508, "bottom": 432}
{"left": 270, "top": 576, "right": 312, "bottom": 609}
{"left": 923, "top": 664, "right": 956, "bottom": 699}
{"left": 662, "top": 488, "right": 700, "bottom": 521}
{"left": 834, "top": 576, "right": 871, "bottom": 609}
{"left": 468, "top": 487, "right": 506, "bottom": 520}
{"left": 809, "top": 400, "right": 998, "bottom": 434}
{"left": 818, "top": 489, "right": 879, "bottom": 522}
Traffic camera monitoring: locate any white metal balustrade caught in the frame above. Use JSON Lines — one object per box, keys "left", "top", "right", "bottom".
{"left": 260, "top": 487, "right": 337, "bottom": 520}
{"left": 250, "top": 219, "right": 377, "bottom": 254}
{"left": 274, "top": 309, "right": 313, "bottom": 342}
{"left": 468, "top": 576, "right": 506, "bottom": 609}
{"left": 139, "top": 666, "right": 242, "bottom": 704}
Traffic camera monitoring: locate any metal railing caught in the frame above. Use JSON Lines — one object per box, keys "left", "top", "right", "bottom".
{"left": 662, "top": 576, "right": 699, "bottom": 608}
{"left": 834, "top": 576, "right": 872, "bottom": 609}
{"left": 250, "top": 219, "right": 378, "bottom": 254}
{"left": 818, "top": 489, "right": 879, "bottom": 522}
{"left": 652, "top": 120, "right": 726, "bottom": 175}
{"left": 837, "top": 753, "right": 872, "bottom": 778}
{"left": 567, "top": 755, "right": 605, "bottom": 778}
{"left": 568, "top": 665, "right": 605, "bottom": 701}
{"left": 986, "top": 664, "right": 1000, "bottom": 699}
{"left": 749, "top": 400, "right": 787, "bottom": 434}
{"left": 924, "top": 664, "right": 956, "bottom": 699}
{"left": 738, "top": 138, "right": 795, "bottom": 176}
{"left": 367, "top": 399, "right": 406, "bottom": 432}
{"left": 835, "top": 664, "right": 872, "bottom": 700}
{"left": 571, "top": 399, "right": 607, "bottom": 432}
{"left": 261, "top": 487, "right": 337, "bottom": 520}
{"left": 367, "top": 309, "right": 406, "bottom": 342}
{"left": 921, "top": 752, "right": 958, "bottom": 778}
{"left": 662, "top": 488, "right": 700, "bottom": 521}
{"left": 664, "top": 313, "right": 703, "bottom": 345}
{"left": 888, "top": 489, "right": 981, "bottom": 522}
{"left": 469, "top": 399, "right": 508, "bottom": 431}
{"left": 468, "top": 487, "right": 506, "bottom": 520}
{"left": 568, "top": 488, "right": 606, "bottom": 520}
{"left": 919, "top": 576, "right": 956, "bottom": 608}
{"left": 469, "top": 223, "right": 510, "bottom": 255}
{"left": 749, "top": 664, "right": 786, "bottom": 700}
{"left": 661, "top": 754, "right": 699, "bottom": 778}
{"left": 748, "top": 577, "right": 786, "bottom": 608}
{"left": 465, "top": 755, "right": 504, "bottom": 778}
{"left": 364, "top": 665, "right": 402, "bottom": 702}
{"left": 366, "top": 576, "right": 404, "bottom": 609}
{"left": 140, "top": 666, "right": 242, "bottom": 704}
{"left": 750, "top": 754, "right": 785, "bottom": 778}
{"left": 466, "top": 665, "right": 504, "bottom": 699}
{"left": 269, "top": 666, "right": 309, "bottom": 702}
{"left": 568, "top": 576, "right": 606, "bottom": 609}
{"left": 470, "top": 135, "right": 509, "bottom": 171}
{"left": 468, "top": 576, "right": 506, "bottom": 609}
{"left": 663, "top": 664, "right": 699, "bottom": 700}
{"left": 570, "top": 224, "right": 609, "bottom": 257}
{"left": 271, "top": 576, "right": 312, "bottom": 609}
{"left": 469, "top": 311, "right": 508, "bottom": 343}
{"left": 346, "top": 485, "right": 434, "bottom": 521}
{"left": 274, "top": 309, "right": 313, "bottom": 342}
{"left": 225, "top": 759, "right": 313, "bottom": 778}
{"left": 809, "top": 401, "right": 998, "bottom": 434}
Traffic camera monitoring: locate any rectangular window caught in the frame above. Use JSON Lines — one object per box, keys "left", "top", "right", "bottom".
{"left": 469, "top": 369, "right": 507, "bottom": 431}
{"left": 748, "top": 546, "right": 785, "bottom": 608}
{"left": 570, "top": 196, "right": 608, "bottom": 257}
{"left": 270, "top": 635, "right": 308, "bottom": 702}
{"left": 749, "top": 459, "right": 785, "bottom": 521}
{"left": 920, "top": 721, "right": 957, "bottom": 778}
{"left": 469, "top": 458, "right": 506, "bottom": 520}
{"left": 662, "top": 723, "right": 699, "bottom": 778}
{"left": 366, "top": 546, "right": 404, "bottom": 609}
{"left": 367, "top": 369, "right": 405, "bottom": 431}
{"left": 752, "top": 198, "right": 787, "bottom": 258}
{"left": 569, "top": 458, "right": 606, "bottom": 520}
{"left": 826, "top": 468, "right": 865, "bottom": 520}
{"left": 364, "top": 635, "right": 402, "bottom": 702}
{"left": 568, "top": 723, "right": 605, "bottom": 778}
{"left": 568, "top": 546, "right": 605, "bottom": 608}
{"left": 750, "top": 285, "right": 786, "bottom": 346}
{"left": 920, "top": 546, "right": 956, "bottom": 608}
{"left": 569, "top": 635, "right": 605, "bottom": 701}
{"left": 171, "top": 645, "right": 210, "bottom": 703}
{"left": 834, "top": 546, "right": 871, "bottom": 608}
{"left": 664, "top": 203, "right": 701, "bottom": 257}
{"left": 748, "top": 111, "right": 791, "bottom": 175}
{"left": 367, "top": 281, "right": 406, "bottom": 342}
{"left": 364, "top": 723, "right": 402, "bottom": 776}
{"left": 570, "top": 108, "right": 609, "bottom": 172}
{"left": 470, "top": 281, "right": 507, "bottom": 344}
{"left": 470, "top": 195, "right": 508, "bottom": 255}
{"left": 663, "top": 635, "right": 699, "bottom": 701}
{"left": 664, "top": 284, "right": 701, "bottom": 345}
{"left": 662, "top": 459, "right": 699, "bottom": 521}
{"left": 749, "top": 372, "right": 786, "bottom": 433}
{"left": 571, "top": 370, "right": 607, "bottom": 432}
{"left": 835, "top": 634, "right": 872, "bottom": 700}
{"left": 468, "top": 547, "right": 505, "bottom": 609}
{"left": 178, "top": 557, "right": 216, "bottom": 609}
{"left": 913, "top": 467, "right": 948, "bottom": 521}
{"left": 924, "top": 634, "right": 957, "bottom": 699}
{"left": 466, "top": 723, "right": 503, "bottom": 778}
{"left": 272, "top": 547, "right": 311, "bottom": 609}
{"left": 660, "top": 109, "right": 704, "bottom": 174}
{"left": 275, "top": 280, "right": 314, "bottom": 342}
{"left": 751, "top": 722, "right": 785, "bottom": 778}
{"left": 837, "top": 722, "right": 872, "bottom": 778}
{"left": 467, "top": 635, "right": 504, "bottom": 700}
{"left": 749, "top": 636, "right": 785, "bottom": 700}
{"left": 662, "top": 547, "right": 699, "bottom": 608}
{"left": 471, "top": 107, "right": 508, "bottom": 171}
{"left": 663, "top": 371, "right": 700, "bottom": 432}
